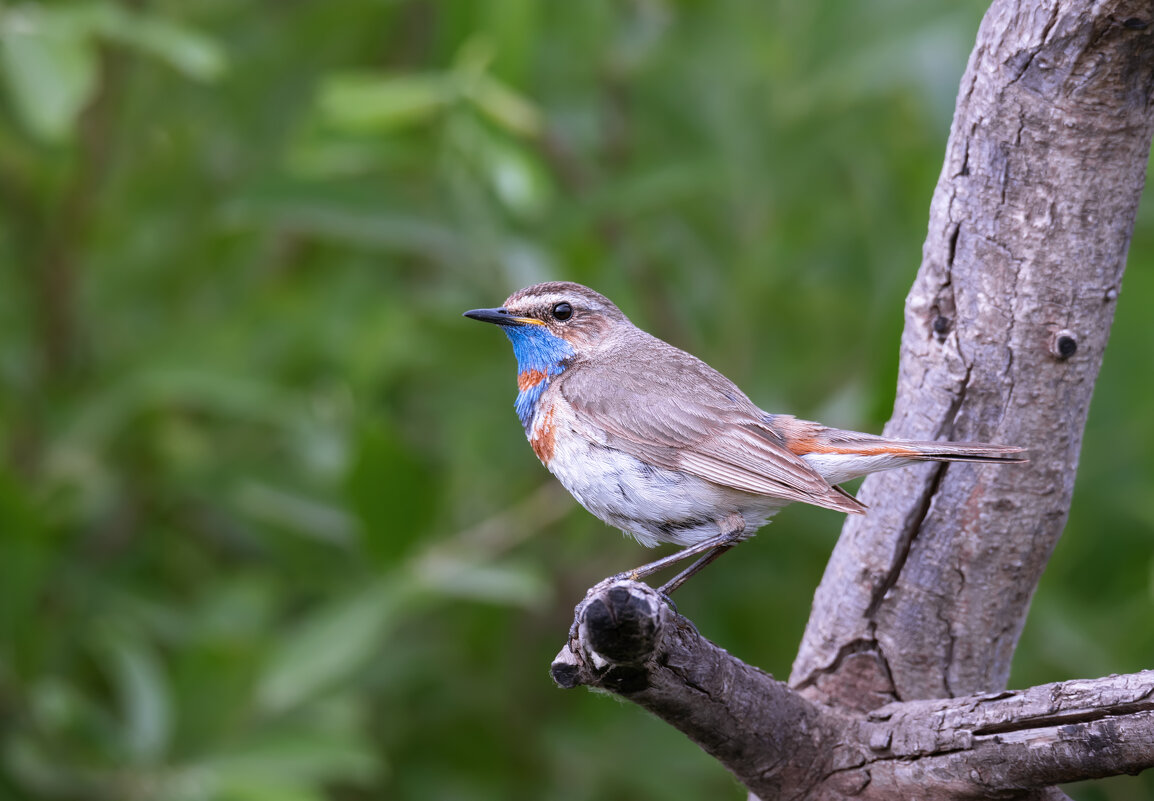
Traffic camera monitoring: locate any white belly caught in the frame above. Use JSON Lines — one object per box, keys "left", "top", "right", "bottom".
{"left": 529, "top": 397, "right": 782, "bottom": 547}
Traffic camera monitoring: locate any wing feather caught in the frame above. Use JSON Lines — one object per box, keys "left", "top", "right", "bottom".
{"left": 558, "top": 331, "right": 865, "bottom": 514}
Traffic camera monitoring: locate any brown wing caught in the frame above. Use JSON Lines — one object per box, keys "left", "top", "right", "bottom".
{"left": 558, "top": 330, "right": 865, "bottom": 514}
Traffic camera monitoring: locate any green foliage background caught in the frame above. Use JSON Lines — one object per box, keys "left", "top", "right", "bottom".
{"left": 1, "top": 2, "right": 1152, "bottom": 799}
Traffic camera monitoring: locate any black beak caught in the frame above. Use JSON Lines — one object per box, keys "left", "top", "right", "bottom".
{"left": 463, "top": 307, "right": 522, "bottom": 326}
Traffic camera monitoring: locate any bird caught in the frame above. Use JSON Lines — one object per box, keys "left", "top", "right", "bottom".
{"left": 464, "top": 281, "right": 1025, "bottom": 594}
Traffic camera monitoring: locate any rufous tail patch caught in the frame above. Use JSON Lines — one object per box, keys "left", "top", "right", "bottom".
{"left": 787, "top": 439, "right": 919, "bottom": 457}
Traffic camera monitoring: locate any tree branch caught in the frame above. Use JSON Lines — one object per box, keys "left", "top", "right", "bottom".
{"left": 555, "top": 582, "right": 1154, "bottom": 801}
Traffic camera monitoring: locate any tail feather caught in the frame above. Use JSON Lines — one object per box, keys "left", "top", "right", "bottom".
{"left": 796, "top": 436, "right": 1026, "bottom": 486}
{"left": 902, "top": 441, "right": 1027, "bottom": 464}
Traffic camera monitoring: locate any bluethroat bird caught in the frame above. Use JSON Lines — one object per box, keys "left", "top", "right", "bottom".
{"left": 465, "top": 282, "right": 1024, "bottom": 594}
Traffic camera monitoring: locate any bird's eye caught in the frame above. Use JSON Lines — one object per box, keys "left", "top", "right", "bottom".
{"left": 552, "top": 302, "right": 573, "bottom": 321}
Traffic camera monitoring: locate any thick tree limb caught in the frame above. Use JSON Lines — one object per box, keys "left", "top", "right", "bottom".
{"left": 554, "top": 582, "right": 1154, "bottom": 801}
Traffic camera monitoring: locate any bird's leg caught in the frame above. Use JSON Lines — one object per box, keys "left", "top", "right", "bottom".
{"left": 616, "top": 512, "right": 747, "bottom": 594}
{"left": 656, "top": 513, "right": 746, "bottom": 595}
{"left": 657, "top": 543, "right": 734, "bottom": 595}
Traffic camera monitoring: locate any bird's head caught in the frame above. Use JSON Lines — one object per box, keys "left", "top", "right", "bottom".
{"left": 464, "top": 281, "right": 629, "bottom": 375}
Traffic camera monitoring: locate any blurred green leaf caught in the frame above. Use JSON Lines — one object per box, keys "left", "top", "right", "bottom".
{"left": 91, "top": 623, "right": 173, "bottom": 765}
{"left": 26, "top": 677, "right": 84, "bottom": 736}
{"left": 98, "top": 10, "right": 226, "bottom": 81}
{"left": 469, "top": 73, "right": 542, "bottom": 138}
{"left": 318, "top": 73, "right": 450, "bottom": 133}
{"left": 415, "top": 553, "right": 549, "bottom": 607}
{"left": 256, "top": 579, "right": 418, "bottom": 715}
{"left": 480, "top": 133, "right": 551, "bottom": 219}
{"left": 0, "top": 3, "right": 223, "bottom": 144}
{"left": 234, "top": 482, "right": 355, "bottom": 546}
{"left": 0, "top": 6, "right": 99, "bottom": 143}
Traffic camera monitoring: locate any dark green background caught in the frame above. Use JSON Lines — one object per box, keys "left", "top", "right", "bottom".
{"left": 1, "top": 2, "right": 1151, "bottom": 799}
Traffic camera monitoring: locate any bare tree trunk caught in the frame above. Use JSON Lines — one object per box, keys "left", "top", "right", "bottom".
{"left": 791, "top": 0, "right": 1154, "bottom": 710}
{"left": 554, "top": 1, "right": 1154, "bottom": 798}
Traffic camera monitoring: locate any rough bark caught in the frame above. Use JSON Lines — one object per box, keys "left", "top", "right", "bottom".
{"left": 554, "top": 0, "right": 1154, "bottom": 798}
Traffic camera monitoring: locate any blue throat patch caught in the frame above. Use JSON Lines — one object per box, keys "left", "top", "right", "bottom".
{"left": 503, "top": 325, "right": 575, "bottom": 430}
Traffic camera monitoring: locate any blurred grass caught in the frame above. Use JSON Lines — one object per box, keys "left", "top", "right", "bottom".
{"left": 0, "top": 1, "right": 1151, "bottom": 800}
